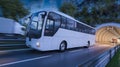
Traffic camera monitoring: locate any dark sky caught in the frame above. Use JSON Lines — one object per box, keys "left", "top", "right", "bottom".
{"left": 20, "top": 0, "right": 62, "bottom": 13}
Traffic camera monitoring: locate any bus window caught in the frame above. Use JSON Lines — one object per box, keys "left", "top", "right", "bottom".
{"left": 74, "top": 22, "right": 77, "bottom": 31}
{"left": 53, "top": 13, "right": 61, "bottom": 32}
{"left": 44, "top": 12, "right": 61, "bottom": 36}
{"left": 91, "top": 29, "right": 95, "bottom": 34}
{"left": 31, "top": 21, "right": 38, "bottom": 30}
{"left": 44, "top": 19, "right": 54, "bottom": 36}
{"left": 67, "top": 19, "right": 75, "bottom": 30}
{"left": 77, "top": 23, "right": 83, "bottom": 32}
{"left": 61, "top": 16, "right": 66, "bottom": 29}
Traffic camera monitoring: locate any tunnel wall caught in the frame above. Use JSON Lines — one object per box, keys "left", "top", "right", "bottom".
{"left": 95, "top": 23, "right": 120, "bottom": 44}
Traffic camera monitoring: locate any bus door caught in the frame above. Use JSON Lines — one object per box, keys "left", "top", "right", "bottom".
{"left": 43, "top": 18, "right": 54, "bottom": 49}
{"left": 43, "top": 12, "right": 61, "bottom": 49}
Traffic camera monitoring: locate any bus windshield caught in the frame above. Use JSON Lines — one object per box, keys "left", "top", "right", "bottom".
{"left": 26, "top": 11, "right": 46, "bottom": 38}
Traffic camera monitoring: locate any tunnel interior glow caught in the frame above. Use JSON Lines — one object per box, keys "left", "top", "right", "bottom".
{"left": 95, "top": 23, "right": 120, "bottom": 45}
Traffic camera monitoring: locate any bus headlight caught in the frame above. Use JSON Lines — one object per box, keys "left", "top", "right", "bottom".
{"left": 36, "top": 42, "right": 40, "bottom": 47}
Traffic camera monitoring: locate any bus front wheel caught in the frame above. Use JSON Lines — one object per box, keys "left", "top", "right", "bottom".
{"left": 59, "top": 41, "right": 67, "bottom": 52}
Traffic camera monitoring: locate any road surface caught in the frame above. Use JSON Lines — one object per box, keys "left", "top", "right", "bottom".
{"left": 0, "top": 44, "right": 113, "bottom": 67}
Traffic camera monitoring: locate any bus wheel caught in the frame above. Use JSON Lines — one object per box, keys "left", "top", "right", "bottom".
{"left": 87, "top": 41, "right": 90, "bottom": 48}
{"left": 59, "top": 41, "right": 67, "bottom": 52}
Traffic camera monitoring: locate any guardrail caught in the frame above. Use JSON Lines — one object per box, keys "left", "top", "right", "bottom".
{"left": 0, "top": 39, "right": 25, "bottom": 41}
{"left": 79, "top": 45, "right": 120, "bottom": 67}
{"left": 0, "top": 39, "right": 28, "bottom": 50}
{"left": 0, "top": 39, "right": 25, "bottom": 44}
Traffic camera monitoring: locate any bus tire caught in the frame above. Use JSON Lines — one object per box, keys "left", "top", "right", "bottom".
{"left": 87, "top": 41, "right": 90, "bottom": 48}
{"left": 59, "top": 41, "right": 67, "bottom": 52}
{"left": 85, "top": 41, "right": 90, "bottom": 48}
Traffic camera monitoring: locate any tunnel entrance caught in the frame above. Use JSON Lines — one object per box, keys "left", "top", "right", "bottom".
{"left": 95, "top": 23, "right": 120, "bottom": 45}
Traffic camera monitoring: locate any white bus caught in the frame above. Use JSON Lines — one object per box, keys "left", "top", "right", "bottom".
{"left": 24, "top": 10, "right": 95, "bottom": 51}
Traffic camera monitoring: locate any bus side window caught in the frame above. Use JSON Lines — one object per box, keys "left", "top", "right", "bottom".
{"left": 44, "top": 12, "right": 61, "bottom": 36}
{"left": 74, "top": 21, "right": 77, "bottom": 31}
{"left": 44, "top": 19, "right": 54, "bottom": 36}
{"left": 61, "top": 16, "right": 66, "bottom": 29}
{"left": 66, "top": 19, "right": 75, "bottom": 30}
{"left": 53, "top": 13, "right": 61, "bottom": 32}
{"left": 77, "top": 23, "right": 83, "bottom": 32}
{"left": 91, "top": 29, "right": 95, "bottom": 34}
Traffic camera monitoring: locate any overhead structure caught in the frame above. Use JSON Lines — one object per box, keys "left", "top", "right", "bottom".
{"left": 95, "top": 23, "right": 120, "bottom": 45}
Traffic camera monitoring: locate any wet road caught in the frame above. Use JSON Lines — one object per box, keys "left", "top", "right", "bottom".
{"left": 0, "top": 44, "right": 113, "bottom": 67}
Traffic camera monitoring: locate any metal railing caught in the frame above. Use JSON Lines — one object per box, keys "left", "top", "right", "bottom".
{"left": 0, "top": 39, "right": 28, "bottom": 51}
{"left": 79, "top": 45, "right": 120, "bottom": 67}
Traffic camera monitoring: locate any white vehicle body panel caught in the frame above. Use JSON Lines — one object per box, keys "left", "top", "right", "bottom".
{"left": 0, "top": 17, "right": 25, "bottom": 35}
{"left": 26, "top": 28, "right": 95, "bottom": 51}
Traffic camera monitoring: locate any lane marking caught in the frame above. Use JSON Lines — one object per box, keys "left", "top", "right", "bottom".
{"left": 0, "top": 48, "right": 33, "bottom": 53}
{"left": 0, "top": 55, "right": 52, "bottom": 67}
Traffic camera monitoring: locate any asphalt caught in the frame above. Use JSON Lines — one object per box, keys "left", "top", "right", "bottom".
{"left": 0, "top": 44, "right": 113, "bottom": 67}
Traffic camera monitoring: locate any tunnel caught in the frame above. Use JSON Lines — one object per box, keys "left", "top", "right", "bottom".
{"left": 95, "top": 23, "right": 120, "bottom": 45}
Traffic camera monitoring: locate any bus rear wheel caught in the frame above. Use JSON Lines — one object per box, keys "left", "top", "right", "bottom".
{"left": 59, "top": 41, "right": 67, "bottom": 52}
{"left": 86, "top": 41, "right": 90, "bottom": 48}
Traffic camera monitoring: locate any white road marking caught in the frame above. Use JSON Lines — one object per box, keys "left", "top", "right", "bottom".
{"left": 0, "top": 48, "right": 33, "bottom": 53}
{"left": 0, "top": 55, "right": 52, "bottom": 67}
